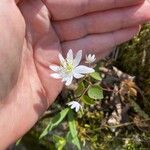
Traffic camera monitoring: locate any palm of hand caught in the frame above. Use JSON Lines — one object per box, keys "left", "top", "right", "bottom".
{"left": 5, "top": 0, "right": 64, "bottom": 114}
{"left": 17, "top": 0, "right": 64, "bottom": 111}
{"left": 0, "top": 0, "right": 63, "bottom": 144}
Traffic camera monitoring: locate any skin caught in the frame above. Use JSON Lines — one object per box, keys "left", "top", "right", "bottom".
{"left": 0, "top": 0, "right": 150, "bottom": 148}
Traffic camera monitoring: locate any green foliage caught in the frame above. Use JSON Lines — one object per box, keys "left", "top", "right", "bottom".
{"left": 39, "top": 108, "right": 69, "bottom": 139}
{"left": 38, "top": 67, "right": 104, "bottom": 149}
{"left": 68, "top": 110, "right": 81, "bottom": 150}
{"left": 75, "top": 82, "right": 85, "bottom": 97}
{"left": 52, "top": 135, "right": 66, "bottom": 150}
{"left": 87, "top": 85, "right": 103, "bottom": 100}
{"left": 90, "top": 72, "right": 102, "bottom": 81}
{"left": 38, "top": 108, "right": 81, "bottom": 149}
{"left": 81, "top": 95, "right": 95, "bottom": 105}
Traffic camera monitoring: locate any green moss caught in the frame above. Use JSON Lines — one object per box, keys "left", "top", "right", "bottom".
{"left": 117, "top": 24, "right": 150, "bottom": 113}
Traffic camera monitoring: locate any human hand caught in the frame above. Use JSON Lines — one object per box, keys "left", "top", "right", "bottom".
{"left": 0, "top": 0, "right": 150, "bottom": 149}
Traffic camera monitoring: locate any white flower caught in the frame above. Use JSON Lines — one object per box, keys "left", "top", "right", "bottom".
{"left": 49, "top": 49, "right": 95, "bottom": 86}
{"left": 67, "top": 101, "right": 82, "bottom": 112}
{"left": 85, "top": 54, "right": 96, "bottom": 64}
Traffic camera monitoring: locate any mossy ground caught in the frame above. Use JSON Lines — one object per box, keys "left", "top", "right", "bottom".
{"left": 116, "top": 24, "right": 150, "bottom": 114}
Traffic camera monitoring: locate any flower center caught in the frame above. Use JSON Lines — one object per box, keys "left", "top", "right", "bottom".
{"left": 61, "top": 61, "right": 74, "bottom": 73}
{"left": 66, "top": 63, "right": 73, "bottom": 73}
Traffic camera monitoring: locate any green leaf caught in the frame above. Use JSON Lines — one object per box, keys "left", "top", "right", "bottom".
{"left": 75, "top": 82, "right": 85, "bottom": 97}
{"left": 81, "top": 95, "right": 95, "bottom": 105}
{"left": 68, "top": 110, "right": 81, "bottom": 150}
{"left": 66, "top": 131, "right": 81, "bottom": 150}
{"left": 66, "top": 131, "right": 72, "bottom": 142}
{"left": 68, "top": 110, "right": 78, "bottom": 137}
{"left": 90, "top": 72, "right": 102, "bottom": 81}
{"left": 53, "top": 135, "right": 66, "bottom": 150}
{"left": 88, "top": 85, "right": 104, "bottom": 100}
{"left": 39, "top": 108, "right": 69, "bottom": 139}
{"left": 72, "top": 137, "right": 81, "bottom": 150}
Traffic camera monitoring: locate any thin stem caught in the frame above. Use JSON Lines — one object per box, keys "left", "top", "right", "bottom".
{"left": 75, "top": 84, "right": 91, "bottom": 99}
{"left": 102, "top": 87, "right": 114, "bottom": 92}
{"left": 100, "top": 119, "right": 150, "bottom": 129}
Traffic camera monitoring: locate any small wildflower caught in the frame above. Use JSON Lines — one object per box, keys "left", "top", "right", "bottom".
{"left": 85, "top": 54, "right": 96, "bottom": 64}
{"left": 67, "top": 101, "right": 82, "bottom": 112}
{"left": 49, "top": 49, "right": 95, "bottom": 86}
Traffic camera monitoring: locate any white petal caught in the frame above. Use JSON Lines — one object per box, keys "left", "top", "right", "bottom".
{"left": 62, "top": 76, "right": 68, "bottom": 82}
{"left": 85, "top": 54, "right": 96, "bottom": 63}
{"left": 61, "top": 76, "right": 68, "bottom": 82}
{"left": 58, "top": 53, "right": 65, "bottom": 64}
{"left": 71, "top": 104, "right": 76, "bottom": 109}
{"left": 74, "top": 65, "right": 95, "bottom": 74}
{"left": 74, "top": 50, "right": 82, "bottom": 67}
{"left": 89, "top": 54, "right": 92, "bottom": 58}
{"left": 68, "top": 101, "right": 75, "bottom": 106}
{"left": 50, "top": 73, "right": 62, "bottom": 79}
{"left": 67, "top": 101, "right": 82, "bottom": 112}
{"left": 67, "top": 49, "right": 73, "bottom": 64}
{"left": 73, "top": 73, "right": 84, "bottom": 79}
{"left": 75, "top": 106, "right": 80, "bottom": 112}
{"left": 85, "top": 55, "right": 88, "bottom": 60}
{"left": 49, "top": 65, "right": 60, "bottom": 72}
{"left": 65, "top": 76, "right": 73, "bottom": 86}
{"left": 92, "top": 55, "right": 96, "bottom": 59}
{"left": 67, "top": 102, "right": 73, "bottom": 106}
{"left": 62, "top": 72, "right": 73, "bottom": 81}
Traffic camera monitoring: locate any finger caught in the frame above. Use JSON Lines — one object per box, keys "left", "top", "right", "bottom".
{"left": 53, "top": 1, "right": 150, "bottom": 42}
{"left": 42, "top": 0, "right": 144, "bottom": 20}
{"left": 62, "top": 26, "right": 139, "bottom": 59}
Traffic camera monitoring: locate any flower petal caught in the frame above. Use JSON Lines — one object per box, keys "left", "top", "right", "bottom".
{"left": 71, "top": 104, "right": 76, "bottom": 109}
{"left": 67, "top": 101, "right": 73, "bottom": 106}
{"left": 58, "top": 53, "right": 65, "bottom": 64}
{"left": 50, "top": 73, "right": 62, "bottom": 79}
{"left": 74, "top": 50, "right": 82, "bottom": 67}
{"left": 49, "top": 65, "right": 60, "bottom": 72}
{"left": 75, "top": 106, "right": 80, "bottom": 112}
{"left": 67, "top": 101, "right": 82, "bottom": 112}
{"left": 85, "top": 54, "right": 96, "bottom": 63}
{"left": 92, "top": 55, "right": 96, "bottom": 59}
{"left": 89, "top": 54, "right": 92, "bottom": 58}
{"left": 65, "top": 76, "right": 73, "bottom": 86}
{"left": 67, "top": 49, "right": 73, "bottom": 64}
{"left": 73, "top": 73, "right": 84, "bottom": 79}
{"left": 68, "top": 101, "right": 76, "bottom": 106}
{"left": 74, "top": 65, "right": 95, "bottom": 74}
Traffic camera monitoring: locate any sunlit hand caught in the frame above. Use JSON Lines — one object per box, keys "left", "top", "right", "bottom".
{"left": 0, "top": 0, "right": 150, "bottom": 149}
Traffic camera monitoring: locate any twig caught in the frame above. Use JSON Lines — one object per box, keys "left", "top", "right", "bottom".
{"left": 102, "top": 118, "right": 150, "bottom": 129}
{"left": 75, "top": 84, "right": 91, "bottom": 99}
{"left": 102, "top": 87, "right": 114, "bottom": 92}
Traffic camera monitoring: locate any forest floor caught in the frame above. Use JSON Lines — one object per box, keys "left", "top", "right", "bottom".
{"left": 14, "top": 24, "right": 150, "bottom": 150}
